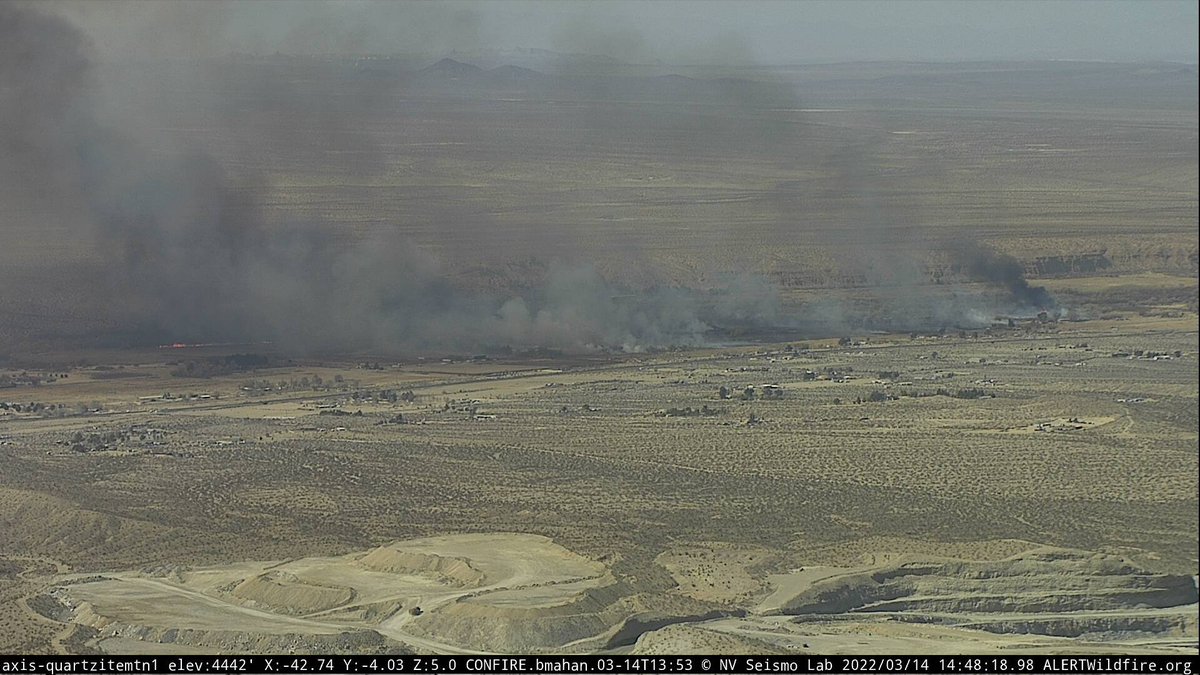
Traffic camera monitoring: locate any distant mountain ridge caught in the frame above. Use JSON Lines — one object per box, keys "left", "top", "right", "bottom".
{"left": 403, "top": 57, "right": 787, "bottom": 105}
{"left": 419, "top": 57, "right": 485, "bottom": 78}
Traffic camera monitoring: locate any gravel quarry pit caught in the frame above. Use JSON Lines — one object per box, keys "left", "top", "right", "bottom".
{"left": 37, "top": 533, "right": 624, "bottom": 654}
{"left": 28, "top": 535, "right": 1199, "bottom": 655}
{"left": 657, "top": 545, "right": 1198, "bottom": 655}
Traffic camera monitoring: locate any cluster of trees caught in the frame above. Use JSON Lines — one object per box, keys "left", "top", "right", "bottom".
{"left": 239, "top": 377, "right": 417, "bottom": 403}
{"left": 858, "top": 390, "right": 897, "bottom": 404}
{"left": 0, "top": 371, "right": 65, "bottom": 388}
{"left": 65, "top": 427, "right": 157, "bottom": 453}
{"left": 243, "top": 373, "right": 358, "bottom": 394}
{"left": 171, "top": 353, "right": 271, "bottom": 378}
{"left": 350, "top": 389, "right": 415, "bottom": 404}
{"left": 2, "top": 401, "right": 101, "bottom": 416}
{"left": 2, "top": 401, "right": 49, "bottom": 413}
{"left": 856, "top": 387, "right": 992, "bottom": 404}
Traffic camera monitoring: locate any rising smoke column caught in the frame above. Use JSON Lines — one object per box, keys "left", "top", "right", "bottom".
{"left": 0, "top": 3, "right": 94, "bottom": 197}
{"left": 1, "top": 3, "right": 786, "bottom": 353}
{"left": 948, "top": 240, "right": 1056, "bottom": 310}
{"left": 4, "top": 3, "right": 1062, "bottom": 351}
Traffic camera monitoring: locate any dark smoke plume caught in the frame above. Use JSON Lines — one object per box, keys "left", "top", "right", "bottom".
{"left": 948, "top": 240, "right": 1056, "bottom": 311}
{"left": 1, "top": 4, "right": 1057, "bottom": 354}
{"left": 1, "top": 4, "right": 790, "bottom": 353}
{"left": 0, "top": 4, "right": 93, "bottom": 192}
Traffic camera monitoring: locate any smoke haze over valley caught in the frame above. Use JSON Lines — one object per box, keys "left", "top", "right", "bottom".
{"left": 1, "top": 2, "right": 1195, "bottom": 355}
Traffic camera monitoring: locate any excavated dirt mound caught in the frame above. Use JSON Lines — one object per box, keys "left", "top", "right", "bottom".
{"left": 227, "top": 571, "right": 355, "bottom": 616}
{"left": 404, "top": 578, "right": 634, "bottom": 652}
{"left": 631, "top": 624, "right": 789, "bottom": 655}
{"left": 406, "top": 583, "right": 732, "bottom": 654}
{"left": 356, "top": 548, "right": 485, "bottom": 587}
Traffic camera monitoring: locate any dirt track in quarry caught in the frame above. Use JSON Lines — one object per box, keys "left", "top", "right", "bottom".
{"left": 26, "top": 534, "right": 1199, "bottom": 656}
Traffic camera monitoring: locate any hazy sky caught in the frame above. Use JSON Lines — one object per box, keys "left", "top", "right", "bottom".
{"left": 46, "top": 0, "right": 1200, "bottom": 64}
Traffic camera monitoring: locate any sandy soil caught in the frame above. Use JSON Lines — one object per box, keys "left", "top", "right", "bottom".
{"left": 37, "top": 534, "right": 614, "bottom": 654}
{"left": 22, "top": 534, "right": 1198, "bottom": 656}
{"left": 2, "top": 312, "right": 1196, "bottom": 655}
